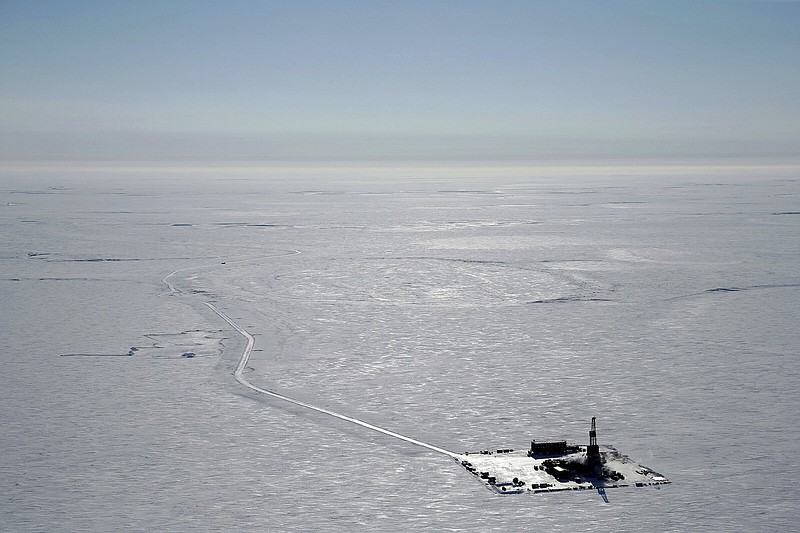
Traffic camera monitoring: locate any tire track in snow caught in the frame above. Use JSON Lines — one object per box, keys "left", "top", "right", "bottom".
{"left": 163, "top": 252, "right": 458, "bottom": 458}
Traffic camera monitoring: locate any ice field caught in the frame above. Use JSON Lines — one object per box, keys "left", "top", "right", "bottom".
{"left": 2, "top": 163, "right": 799, "bottom": 531}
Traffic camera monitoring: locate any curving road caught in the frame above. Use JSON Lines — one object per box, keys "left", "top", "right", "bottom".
{"left": 163, "top": 253, "right": 458, "bottom": 458}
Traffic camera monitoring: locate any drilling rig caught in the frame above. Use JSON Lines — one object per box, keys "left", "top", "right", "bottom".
{"left": 587, "top": 417, "right": 602, "bottom": 472}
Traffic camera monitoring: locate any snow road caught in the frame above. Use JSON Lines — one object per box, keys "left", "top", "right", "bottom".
{"left": 163, "top": 254, "right": 458, "bottom": 458}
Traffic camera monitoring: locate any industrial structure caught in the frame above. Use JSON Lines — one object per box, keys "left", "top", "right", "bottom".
{"left": 587, "top": 417, "right": 601, "bottom": 470}
{"left": 529, "top": 440, "right": 568, "bottom": 457}
{"left": 458, "top": 416, "right": 670, "bottom": 494}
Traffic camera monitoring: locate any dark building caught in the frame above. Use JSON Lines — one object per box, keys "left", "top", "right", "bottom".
{"left": 529, "top": 440, "right": 568, "bottom": 457}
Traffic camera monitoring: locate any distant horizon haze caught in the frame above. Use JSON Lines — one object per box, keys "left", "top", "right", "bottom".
{"left": 1, "top": 0, "right": 799, "bottom": 162}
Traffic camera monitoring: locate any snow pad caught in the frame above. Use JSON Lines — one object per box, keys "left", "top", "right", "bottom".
{"left": 456, "top": 445, "right": 669, "bottom": 495}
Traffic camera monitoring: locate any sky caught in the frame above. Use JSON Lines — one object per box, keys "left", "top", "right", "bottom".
{"left": 1, "top": 0, "right": 799, "bottom": 162}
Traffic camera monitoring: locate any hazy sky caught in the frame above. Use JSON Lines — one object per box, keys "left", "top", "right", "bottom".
{"left": 1, "top": 0, "right": 799, "bottom": 161}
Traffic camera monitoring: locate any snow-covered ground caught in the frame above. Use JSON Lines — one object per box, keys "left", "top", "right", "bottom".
{"left": 1, "top": 163, "right": 799, "bottom": 531}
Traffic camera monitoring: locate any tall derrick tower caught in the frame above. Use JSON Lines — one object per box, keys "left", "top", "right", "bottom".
{"left": 587, "top": 417, "right": 601, "bottom": 470}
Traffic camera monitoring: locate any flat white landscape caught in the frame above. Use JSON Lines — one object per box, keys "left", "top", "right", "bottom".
{"left": 1, "top": 163, "right": 799, "bottom": 531}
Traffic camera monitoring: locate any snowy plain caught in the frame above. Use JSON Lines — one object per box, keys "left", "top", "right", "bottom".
{"left": 1, "top": 162, "right": 799, "bottom": 531}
